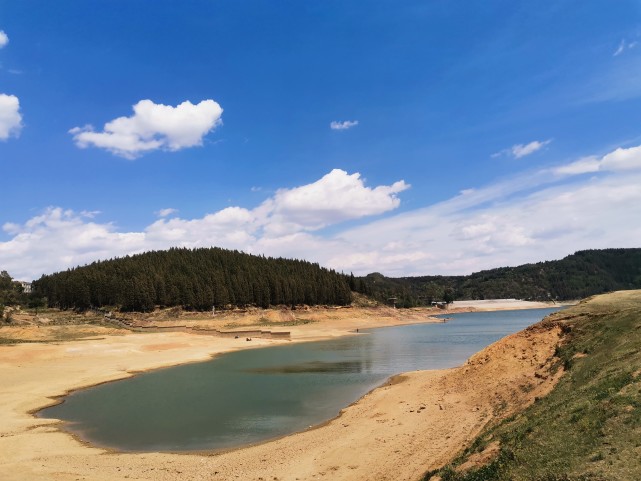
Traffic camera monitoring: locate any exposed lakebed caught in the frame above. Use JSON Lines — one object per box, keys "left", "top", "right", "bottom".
{"left": 39, "top": 307, "right": 560, "bottom": 452}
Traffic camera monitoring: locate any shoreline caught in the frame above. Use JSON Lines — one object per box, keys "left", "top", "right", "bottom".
{"left": 30, "top": 301, "right": 559, "bottom": 429}
{"left": 0, "top": 301, "right": 563, "bottom": 480}
{"left": 30, "top": 307, "right": 455, "bottom": 454}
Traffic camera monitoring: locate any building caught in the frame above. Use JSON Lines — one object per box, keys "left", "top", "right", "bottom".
{"left": 18, "top": 281, "right": 32, "bottom": 294}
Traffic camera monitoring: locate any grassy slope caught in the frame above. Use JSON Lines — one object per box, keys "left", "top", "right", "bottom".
{"left": 424, "top": 290, "right": 641, "bottom": 481}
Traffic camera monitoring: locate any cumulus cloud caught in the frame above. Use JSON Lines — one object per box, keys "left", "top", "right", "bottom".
{"left": 1, "top": 170, "right": 408, "bottom": 279}
{"left": 70, "top": 99, "right": 223, "bottom": 159}
{"left": 0, "top": 208, "right": 146, "bottom": 279}
{"left": 330, "top": 120, "right": 359, "bottom": 130}
{"left": 145, "top": 170, "right": 410, "bottom": 244}
{"left": 600, "top": 145, "right": 641, "bottom": 171}
{"left": 493, "top": 139, "right": 552, "bottom": 159}
{"left": 0, "top": 30, "right": 8, "bottom": 48}
{"left": 0, "top": 94, "right": 23, "bottom": 140}
{"left": 261, "top": 169, "right": 410, "bottom": 235}
{"left": 146, "top": 206, "right": 258, "bottom": 248}
{"left": 2, "top": 143, "right": 640, "bottom": 280}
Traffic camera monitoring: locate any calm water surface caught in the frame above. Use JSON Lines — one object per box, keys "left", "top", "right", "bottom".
{"left": 40, "top": 307, "right": 560, "bottom": 452}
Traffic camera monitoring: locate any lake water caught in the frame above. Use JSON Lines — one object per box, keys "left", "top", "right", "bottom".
{"left": 39, "top": 307, "right": 560, "bottom": 452}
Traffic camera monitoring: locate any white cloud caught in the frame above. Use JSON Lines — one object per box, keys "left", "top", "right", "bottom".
{"left": 2, "top": 143, "right": 641, "bottom": 281}
{"left": 614, "top": 39, "right": 637, "bottom": 56}
{"left": 511, "top": 139, "right": 552, "bottom": 158}
{"left": 551, "top": 145, "right": 641, "bottom": 176}
{"left": 614, "top": 40, "right": 625, "bottom": 56}
{"left": 146, "top": 170, "right": 410, "bottom": 241}
{"left": 330, "top": 120, "right": 359, "bottom": 130}
{"left": 493, "top": 139, "right": 552, "bottom": 159}
{"left": 600, "top": 145, "right": 641, "bottom": 171}
{"left": 452, "top": 216, "right": 533, "bottom": 247}
{"left": 146, "top": 206, "right": 257, "bottom": 245}
{"left": 262, "top": 169, "right": 410, "bottom": 235}
{"left": 0, "top": 208, "right": 146, "bottom": 279}
{"left": 334, "top": 169, "right": 641, "bottom": 276}
{"left": 552, "top": 156, "right": 601, "bottom": 176}
{"left": 0, "top": 170, "right": 408, "bottom": 279}
{"left": 0, "top": 94, "right": 23, "bottom": 141}
{"left": 0, "top": 30, "right": 8, "bottom": 48}
{"left": 156, "top": 208, "right": 178, "bottom": 218}
{"left": 70, "top": 99, "right": 223, "bottom": 159}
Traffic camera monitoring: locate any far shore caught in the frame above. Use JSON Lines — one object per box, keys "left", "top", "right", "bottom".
{"left": 0, "top": 299, "right": 564, "bottom": 481}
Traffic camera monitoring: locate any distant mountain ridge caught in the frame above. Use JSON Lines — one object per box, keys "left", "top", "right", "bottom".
{"left": 357, "top": 248, "right": 641, "bottom": 307}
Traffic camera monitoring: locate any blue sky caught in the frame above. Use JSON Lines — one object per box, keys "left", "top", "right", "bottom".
{"left": 1, "top": 1, "right": 641, "bottom": 280}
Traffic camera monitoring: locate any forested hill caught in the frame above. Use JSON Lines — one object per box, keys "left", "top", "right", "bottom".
{"left": 359, "top": 248, "right": 641, "bottom": 307}
{"left": 29, "top": 247, "right": 641, "bottom": 312}
{"left": 33, "top": 247, "right": 352, "bottom": 312}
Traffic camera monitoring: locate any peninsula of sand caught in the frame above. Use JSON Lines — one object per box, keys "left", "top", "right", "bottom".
{"left": 0, "top": 299, "right": 563, "bottom": 481}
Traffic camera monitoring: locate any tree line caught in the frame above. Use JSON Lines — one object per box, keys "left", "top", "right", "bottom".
{"left": 0, "top": 270, "right": 46, "bottom": 320}
{"left": 14, "top": 247, "right": 641, "bottom": 314}
{"left": 33, "top": 247, "right": 353, "bottom": 312}
{"left": 358, "top": 248, "right": 641, "bottom": 307}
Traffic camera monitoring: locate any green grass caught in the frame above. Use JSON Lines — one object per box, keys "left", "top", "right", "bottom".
{"left": 423, "top": 290, "right": 641, "bottom": 481}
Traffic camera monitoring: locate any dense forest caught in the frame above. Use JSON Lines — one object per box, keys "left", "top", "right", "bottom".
{"left": 0, "top": 270, "right": 43, "bottom": 320}
{"left": 13, "top": 247, "right": 641, "bottom": 313}
{"left": 0, "top": 271, "right": 22, "bottom": 306}
{"left": 33, "top": 247, "right": 353, "bottom": 312}
{"left": 358, "top": 248, "right": 641, "bottom": 307}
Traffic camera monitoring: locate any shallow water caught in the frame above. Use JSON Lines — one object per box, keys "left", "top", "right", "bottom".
{"left": 40, "top": 307, "right": 560, "bottom": 452}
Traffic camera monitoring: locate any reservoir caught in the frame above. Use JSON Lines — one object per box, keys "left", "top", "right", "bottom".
{"left": 39, "top": 307, "right": 559, "bottom": 452}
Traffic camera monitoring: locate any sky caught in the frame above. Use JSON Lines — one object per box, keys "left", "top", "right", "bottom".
{"left": 1, "top": 1, "right": 641, "bottom": 281}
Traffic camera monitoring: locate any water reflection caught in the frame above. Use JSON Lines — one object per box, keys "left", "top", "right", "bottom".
{"left": 247, "top": 360, "right": 366, "bottom": 374}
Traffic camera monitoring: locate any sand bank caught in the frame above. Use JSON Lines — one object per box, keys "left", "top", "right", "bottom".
{"left": 451, "top": 299, "right": 565, "bottom": 311}
{"left": 0, "top": 302, "right": 562, "bottom": 480}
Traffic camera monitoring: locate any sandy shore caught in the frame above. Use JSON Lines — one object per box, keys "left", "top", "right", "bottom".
{"left": 0, "top": 301, "right": 563, "bottom": 480}
{"left": 451, "top": 299, "right": 565, "bottom": 310}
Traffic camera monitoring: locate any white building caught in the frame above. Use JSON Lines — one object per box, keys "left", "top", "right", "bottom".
{"left": 18, "top": 281, "right": 32, "bottom": 294}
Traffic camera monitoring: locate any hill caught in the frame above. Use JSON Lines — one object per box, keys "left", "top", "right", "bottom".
{"left": 32, "top": 247, "right": 352, "bottom": 312}
{"left": 423, "top": 290, "right": 641, "bottom": 481}
{"left": 358, "top": 248, "right": 641, "bottom": 307}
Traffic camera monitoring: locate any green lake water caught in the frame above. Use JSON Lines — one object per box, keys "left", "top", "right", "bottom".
{"left": 39, "top": 307, "right": 560, "bottom": 452}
